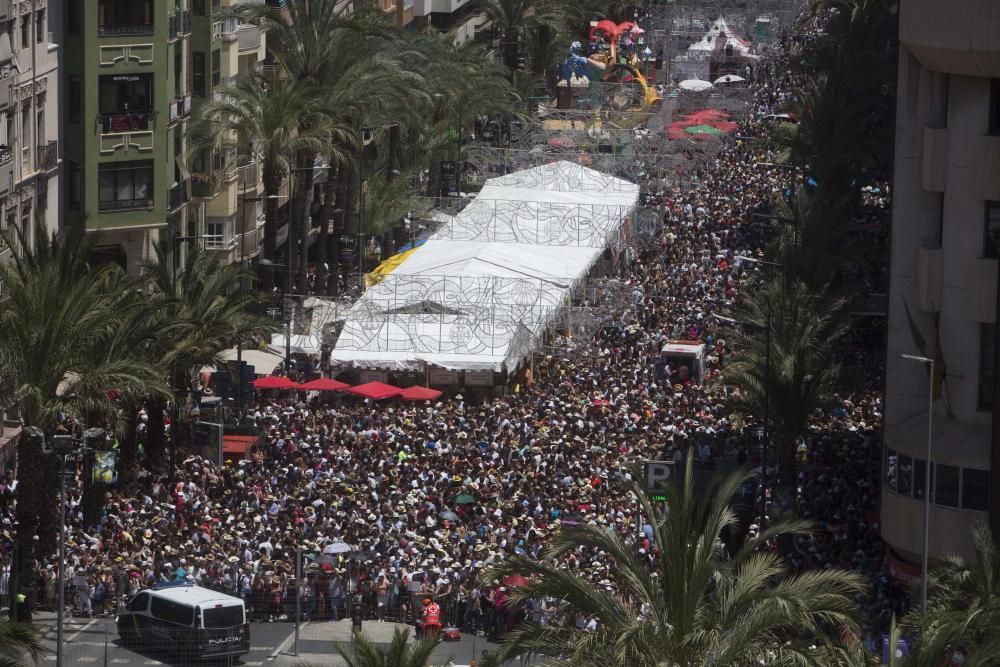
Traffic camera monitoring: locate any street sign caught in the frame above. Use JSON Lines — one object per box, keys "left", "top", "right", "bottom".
{"left": 644, "top": 460, "right": 674, "bottom": 501}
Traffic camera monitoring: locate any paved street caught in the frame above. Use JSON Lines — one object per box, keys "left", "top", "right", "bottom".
{"left": 29, "top": 612, "right": 520, "bottom": 666}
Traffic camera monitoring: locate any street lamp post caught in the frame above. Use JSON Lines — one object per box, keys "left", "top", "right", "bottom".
{"left": 259, "top": 258, "right": 293, "bottom": 372}
{"left": 901, "top": 353, "right": 934, "bottom": 615}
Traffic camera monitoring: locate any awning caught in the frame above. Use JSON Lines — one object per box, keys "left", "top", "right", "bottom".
{"left": 223, "top": 434, "right": 259, "bottom": 457}
{"left": 399, "top": 385, "right": 443, "bottom": 401}
{"left": 299, "top": 377, "right": 350, "bottom": 392}
{"left": 253, "top": 375, "right": 298, "bottom": 390}
{"left": 346, "top": 381, "right": 402, "bottom": 400}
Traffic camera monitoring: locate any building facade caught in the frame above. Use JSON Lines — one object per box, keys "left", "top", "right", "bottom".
{"left": 0, "top": 0, "right": 61, "bottom": 269}
{"left": 882, "top": 0, "right": 1000, "bottom": 563}
{"left": 62, "top": 0, "right": 265, "bottom": 275}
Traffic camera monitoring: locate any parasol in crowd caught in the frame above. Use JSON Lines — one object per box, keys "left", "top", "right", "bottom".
{"left": 323, "top": 541, "right": 352, "bottom": 555}
{"left": 438, "top": 510, "right": 460, "bottom": 522}
{"left": 253, "top": 375, "right": 299, "bottom": 390}
{"left": 502, "top": 574, "right": 531, "bottom": 588}
{"left": 452, "top": 493, "right": 477, "bottom": 505}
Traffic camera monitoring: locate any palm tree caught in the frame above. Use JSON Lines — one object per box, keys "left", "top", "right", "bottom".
{"left": 482, "top": 458, "right": 868, "bottom": 666}
{"left": 899, "top": 524, "right": 1000, "bottom": 664}
{"left": 718, "top": 278, "right": 848, "bottom": 487}
{"left": 474, "top": 0, "right": 546, "bottom": 70}
{"left": 0, "top": 618, "right": 46, "bottom": 666}
{"left": 332, "top": 627, "right": 444, "bottom": 667}
{"left": 0, "top": 218, "right": 170, "bottom": 585}
{"left": 137, "top": 240, "right": 279, "bottom": 471}
{"left": 192, "top": 74, "right": 331, "bottom": 291}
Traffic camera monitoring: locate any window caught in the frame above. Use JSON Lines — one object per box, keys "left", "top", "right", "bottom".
{"left": 211, "top": 49, "right": 220, "bottom": 87}
{"left": 885, "top": 448, "right": 897, "bottom": 492}
{"left": 97, "top": 0, "right": 153, "bottom": 32}
{"left": 98, "top": 73, "right": 154, "bottom": 114}
{"left": 203, "top": 605, "right": 244, "bottom": 629}
{"left": 991, "top": 79, "right": 1000, "bottom": 136}
{"left": 98, "top": 160, "right": 153, "bottom": 211}
{"left": 963, "top": 468, "right": 989, "bottom": 511}
{"left": 19, "top": 16, "right": 27, "bottom": 49}
{"left": 35, "top": 9, "right": 44, "bottom": 43}
{"left": 980, "top": 324, "right": 996, "bottom": 411}
{"left": 192, "top": 52, "right": 206, "bottom": 97}
{"left": 986, "top": 202, "right": 1000, "bottom": 258}
{"left": 21, "top": 106, "right": 28, "bottom": 148}
{"left": 36, "top": 106, "right": 44, "bottom": 145}
{"left": 149, "top": 597, "right": 194, "bottom": 626}
{"left": 67, "top": 0, "right": 80, "bottom": 35}
{"left": 913, "top": 458, "right": 928, "bottom": 501}
{"left": 68, "top": 160, "right": 81, "bottom": 210}
{"left": 126, "top": 592, "right": 149, "bottom": 613}
{"left": 68, "top": 75, "right": 81, "bottom": 123}
{"left": 935, "top": 464, "right": 960, "bottom": 507}
{"left": 192, "top": 0, "right": 205, "bottom": 15}
{"left": 897, "top": 454, "right": 913, "bottom": 496}
{"left": 174, "top": 49, "right": 182, "bottom": 99}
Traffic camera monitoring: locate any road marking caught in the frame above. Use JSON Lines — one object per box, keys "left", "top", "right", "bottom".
{"left": 143, "top": 661, "right": 163, "bottom": 665}
{"left": 76, "top": 658, "right": 98, "bottom": 663}
{"left": 244, "top": 662, "right": 263, "bottom": 666}
{"left": 250, "top": 646, "right": 274, "bottom": 651}
{"left": 66, "top": 619, "right": 98, "bottom": 644}
{"left": 266, "top": 621, "right": 308, "bottom": 660}
{"left": 42, "top": 657, "right": 55, "bottom": 661}
{"left": 111, "top": 659, "right": 130, "bottom": 664}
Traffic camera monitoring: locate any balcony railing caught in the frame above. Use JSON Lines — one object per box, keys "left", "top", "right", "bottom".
{"left": 36, "top": 140, "right": 57, "bottom": 171}
{"left": 0, "top": 146, "right": 12, "bottom": 168}
{"left": 168, "top": 180, "right": 190, "bottom": 211}
{"left": 169, "top": 95, "right": 192, "bottom": 123}
{"left": 99, "top": 23, "right": 154, "bottom": 37}
{"left": 238, "top": 160, "right": 259, "bottom": 189}
{"left": 98, "top": 111, "right": 156, "bottom": 134}
{"left": 204, "top": 233, "right": 232, "bottom": 251}
{"left": 191, "top": 173, "right": 220, "bottom": 199}
{"left": 99, "top": 197, "right": 154, "bottom": 212}
{"left": 168, "top": 14, "right": 179, "bottom": 40}
{"left": 182, "top": 10, "right": 192, "bottom": 35}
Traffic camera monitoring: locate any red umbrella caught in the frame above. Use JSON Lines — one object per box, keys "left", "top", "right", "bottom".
{"left": 253, "top": 375, "right": 299, "bottom": 390}
{"left": 399, "top": 386, "right": 443, "bottom": 401}
{"left": 346, "top": 381, "right": 403, "bottom": 400}
{"left": 299, "top": 377, "right": 351, "bottom": 392}
{"left": 502, "top": 574, "right": 530, "bottom": 588}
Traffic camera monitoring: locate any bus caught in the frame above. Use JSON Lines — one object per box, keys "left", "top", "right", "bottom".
{"left": 117, "top": 581, "right": 250, "bottom": 660}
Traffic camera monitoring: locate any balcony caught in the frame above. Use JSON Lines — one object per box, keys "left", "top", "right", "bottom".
{"left": 169, "top": 95, "right": 192, "bottom": 123}
{"left": 237, "top": 24, "right": 261, "bottom": 52}
{"left": 98, "top": 23, "right": 154, "bottom": 37}
{"left": 213, "top": 17, "right": 239, "bottom": 42}
{"left": 182, "top": 10, "right": 192, "bottom": 35}
{"left": 98, "top": 111, "right": 156, "bottom": 134}
{"left": 168, "top": 14, "right": 179, "bottom": 40}
{"left": 99, "top": 196, "right": 154, "bottom": 212}
{"left": 36, "top": 141, "right": 57, "bottom": 171}
{"left": 168, "top": 180, "right": 190, "bottom": 211}
{"left": 191, "top": 173, "right": 220, "bottom": 199}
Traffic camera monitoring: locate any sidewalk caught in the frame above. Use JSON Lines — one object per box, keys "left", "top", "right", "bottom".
{"left": 270, "top": 619, "right": 503, "bottom": 667}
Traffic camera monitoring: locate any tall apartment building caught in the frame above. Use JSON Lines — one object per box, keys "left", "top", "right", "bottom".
{"left": 62, "top": 0, "right": 265, "bottom": 275}
{"left": 0, "top": 0, "right": 61, "bottom": 266}
{"left": 882, "top": 1, "right": 1000, "bottom": 563}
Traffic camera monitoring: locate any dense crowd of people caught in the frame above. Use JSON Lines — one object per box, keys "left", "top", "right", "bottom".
{"left": 0, "top": 7, "right": 903, "bottom": 644}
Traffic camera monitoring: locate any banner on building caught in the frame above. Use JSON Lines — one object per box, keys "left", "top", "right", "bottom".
{"left": 90, "top": 450, "right": 118, "bottom": 485}
{"left": 883, "top": 551, "right": 920, "bottom": 586}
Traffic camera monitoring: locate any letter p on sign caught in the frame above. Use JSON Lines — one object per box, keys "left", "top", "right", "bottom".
{"left": 644, "top": 461, "right": 673, "bottom": 490}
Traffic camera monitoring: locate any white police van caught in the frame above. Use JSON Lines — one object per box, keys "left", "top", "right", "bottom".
{"left": 117, "top": 581, "right": 249, "bottom": 660}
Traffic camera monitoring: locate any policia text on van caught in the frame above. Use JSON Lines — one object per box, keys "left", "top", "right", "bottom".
{"left": 117, "top": 581, "right": 250, "bottom": 660}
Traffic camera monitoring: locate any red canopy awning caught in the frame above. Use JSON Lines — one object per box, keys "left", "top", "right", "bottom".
{"left": 223, "top": 434, "right": 259, "bottom": 457}
{"left": 253, "top": 375, "right": 299, "bottom": 390}
{"left": 346, "top": 381, "right": 403, "bottom": 400}
{"left": 299, "top": 377, "right": 351, "bottom": 392}
{"left": 399, "top": 385, "right": 443, "bottom": 401}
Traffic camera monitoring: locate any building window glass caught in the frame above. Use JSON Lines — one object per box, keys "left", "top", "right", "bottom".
{"left": 67, "top": 0, "right": 80, "bottom": 35}
{"left": 35, "top": 9, "right": 44, "bottom": 43}
{"left": 98, "top": 160, "right": 153, "bottom": 211}
{"left": 211, "top": 49, "right": 220, "bottom": 87}
{"left": 935, "top": 464, "right": 960, "bottom": 507}
{"left": 897, "top": 454, "right": 913, "bottom": 496}
{"left": 885, "top": 448, "right": 897, "bottom": 492}
{"left": 192, "top": 0, "right": 205, "bottom": 15}
{"left": 962, "top": 468, "right": 989, "bottom": 511}
{"left": 19, "top": 16, "right": 27, "bottom": 49}
{"left": 68, "top": 160, "right": 81, "bottom": 210}
{"left": 991, "top": 79, "right": 1000, "bottom": 136}
{"left": 981, "top": 324, "right": 996, "bottom": 411}
{"left": 98, "top": 74, "right": 153, "bottom": 114}
{"left": 192, "top": 52, "right": 205, "bottom": 97}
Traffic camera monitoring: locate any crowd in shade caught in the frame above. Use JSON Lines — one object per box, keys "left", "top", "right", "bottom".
{"left": 0, "top": 13, "right": 902, "bottom": 641}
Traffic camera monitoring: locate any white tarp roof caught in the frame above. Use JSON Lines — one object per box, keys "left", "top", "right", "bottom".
{"left": 332, "top": 161, "right": 638, "bottom": 372}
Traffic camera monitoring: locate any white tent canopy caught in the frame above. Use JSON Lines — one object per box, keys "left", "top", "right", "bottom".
{"left": 687, "top": 17, "right": 754, "bottom": 55}
{"left": 679, "top": 78, "right": 713, "bottom": 92}
{"left": 332, "top": 161, "right": 639, "bottom": 372}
